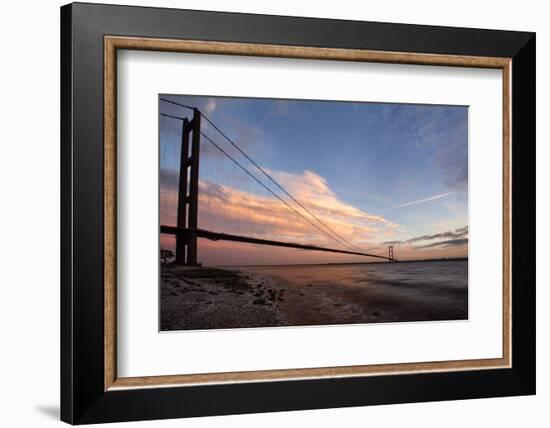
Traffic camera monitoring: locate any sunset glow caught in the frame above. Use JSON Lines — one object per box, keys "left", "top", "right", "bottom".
{"left": 160, "top": 95, "right": 468, "bottom": 266}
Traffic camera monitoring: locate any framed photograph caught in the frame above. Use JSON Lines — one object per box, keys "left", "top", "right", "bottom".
{"left": 61, "top": 2, "right": 535, "bottom": 424}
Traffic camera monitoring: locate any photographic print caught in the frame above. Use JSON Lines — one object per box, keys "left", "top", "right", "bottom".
{"left": 159, "top": 95, "right": 468, "bottom": 331}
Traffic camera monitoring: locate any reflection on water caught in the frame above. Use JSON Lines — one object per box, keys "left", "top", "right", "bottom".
{"left": 231, "top": 260, "right": 468, "bottom": 325}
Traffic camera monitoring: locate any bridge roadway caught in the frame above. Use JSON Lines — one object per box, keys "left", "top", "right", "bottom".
{"left": 160, "top": 225, "right": 396, "bottom": 262}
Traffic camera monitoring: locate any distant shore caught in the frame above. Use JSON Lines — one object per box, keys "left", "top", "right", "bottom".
{"left": 217, "top": 257, "right": 468, "bottom": 269}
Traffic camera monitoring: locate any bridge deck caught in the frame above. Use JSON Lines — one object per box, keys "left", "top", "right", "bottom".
{"left": 160, "top": 225, "right": 396, "bottom": 262}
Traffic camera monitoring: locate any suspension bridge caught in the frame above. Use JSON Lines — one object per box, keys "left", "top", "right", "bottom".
{"left": 159, "top": 98, "right": 397, "bottom": 265}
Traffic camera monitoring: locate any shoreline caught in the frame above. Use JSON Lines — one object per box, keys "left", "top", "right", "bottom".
{"left": 160, "top": 264, "right": 289, "bottom": 331}
{"left": 161, "top": 260, "right": 467, "bottom": 331}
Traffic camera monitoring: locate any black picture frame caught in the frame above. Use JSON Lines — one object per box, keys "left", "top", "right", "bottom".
{"left": 61, "top": 2, "right": 535, "bottom": 424}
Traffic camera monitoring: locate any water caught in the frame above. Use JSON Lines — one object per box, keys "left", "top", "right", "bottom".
{"left": 231, "top": 260, "right": 468, "bottom": 325}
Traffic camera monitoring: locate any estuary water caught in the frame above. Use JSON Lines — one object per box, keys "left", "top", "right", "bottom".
{"left": 232, "top": 260, "right": 468, "bottom": 326}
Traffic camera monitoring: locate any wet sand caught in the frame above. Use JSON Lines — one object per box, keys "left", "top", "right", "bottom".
{"left": 237, "top": 262, "right": 467, "bottom": 327}
{"left": 161, "top": 260, "right": 467, "bottom": 331}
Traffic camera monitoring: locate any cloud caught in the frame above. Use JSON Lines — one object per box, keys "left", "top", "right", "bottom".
{"left": 197, "top": 173, "right": 398, "bottom": 249}
{"left": 377, "top": 225, "right": 468, "bottom": 260}
{"left": 271, "top": 170, "right": 396, "bottom": 226}
{"left": 384, "top": 226, "right": 468, "bottom": 246}
{"left": 415, "top": 108, "right": 468, "bottom": 191}
{"left": 160, "top": 169, "right": 468, "bottom": 264}
{"left": 161, "top": 168, "right": 399, "bottom": 252}
{"left": 160, "top": 169, "right": 179, "bottom": 191}
{"left": 408, "top": 226, "right": 468, "bottom": 244}
{"left": 381, "top": 190, "right": 456, "bottom": 211}
{"left": 374, "top": 104, "right": 468, "bottom": 192}
{"left": 416, "top": 238, "right": 468, "bottom": 249}
{"left": 454, "top": 226, "right": 468, "bottom": 235}
{"left": 205, "top": 98, "right": 217, "bottom": 114}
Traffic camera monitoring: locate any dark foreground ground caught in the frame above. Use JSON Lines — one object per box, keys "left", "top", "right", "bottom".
{"left": 160, "top": 265, "right": 288, "bottom": 330}
{"left": 160, "top": 261, "right": 468, "bottom": 331}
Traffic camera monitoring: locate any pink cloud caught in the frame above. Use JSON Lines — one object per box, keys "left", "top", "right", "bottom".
{"left": 159, "top": 168, "right": 466, "bottom": 265}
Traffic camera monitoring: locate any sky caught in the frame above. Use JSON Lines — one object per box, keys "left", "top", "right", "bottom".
{"left": 159, "top": 94, "right": 468, "bottom": 266}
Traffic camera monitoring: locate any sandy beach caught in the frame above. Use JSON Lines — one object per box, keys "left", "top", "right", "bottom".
{"left": 160, "top": 260, "right": 467, "bottom": 331}
{"left": 160, "top": 265, "right": 289, "bottom": 330}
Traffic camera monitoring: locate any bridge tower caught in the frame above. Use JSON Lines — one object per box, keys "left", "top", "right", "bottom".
{"left": 388, "top": 245, "right": 394, "bottom": 262}
{"left": 175, "top": 108, "right": 201, "bottom": 265}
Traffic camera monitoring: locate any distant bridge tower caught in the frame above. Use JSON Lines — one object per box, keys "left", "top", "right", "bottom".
{"left": 175, "top": 108, "right": 201, "bottom": 265}
{"left": 388, "top": 245, "right": 394, "bottom": 262}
